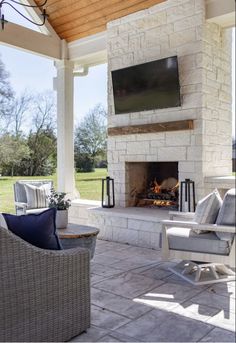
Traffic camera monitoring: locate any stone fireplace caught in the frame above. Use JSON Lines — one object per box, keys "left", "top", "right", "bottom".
{"left": 126, "top": 162, "right": 179, "bottom": 209}
{"left": 107, "top": 0, "right": 232, "bottom": 208}
{"left": 69, "top": 0, "right": 234, "bottom": 250}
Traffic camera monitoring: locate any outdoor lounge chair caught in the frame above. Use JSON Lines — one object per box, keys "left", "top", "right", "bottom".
{"left": 14, "top": 180, "right": 53, "bottom": 215}
{"left": 161, "top": 189, "right": 236, "bottom": 285}
{"left": 0, "top": 222, "right": 90, "bottom": 342}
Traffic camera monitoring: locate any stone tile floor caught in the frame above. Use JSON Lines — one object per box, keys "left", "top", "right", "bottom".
{"left": 71, "top": 240, "right": 235, "bottom": 342}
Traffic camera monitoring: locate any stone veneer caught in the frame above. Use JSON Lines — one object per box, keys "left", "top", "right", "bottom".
{"left": 107, "top": 0, "right": 232, "bottom": 207}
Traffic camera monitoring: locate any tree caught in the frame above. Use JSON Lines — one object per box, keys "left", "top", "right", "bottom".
{"left": 0, "top": 134, "right": 30, "bottom": 176}
{"left": 8, "top": 90, "right": 33, "bottom": 136}
{"left": 26, "top": 128, "right": 57, "bottom": 176}
{"left": 31, "top": 91, "right": 56, "bottom": 132}
{"left": 22, "top": 91, "right": 57, "bottom": 176}
{"left": 74, "top": 104, "right": 107, "bottom": 172}
{"left": 0, "top": 56, "right": 14, "bottom": 131}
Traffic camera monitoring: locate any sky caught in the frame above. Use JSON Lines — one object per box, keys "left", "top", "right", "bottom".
{"left": 0, "top": 3, "right": 107, "bottom": 124}
{"left": 0, "top": 44, "right": 107, "bottom": 124}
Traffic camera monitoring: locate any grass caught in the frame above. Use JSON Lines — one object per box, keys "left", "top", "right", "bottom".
{"left": 0, "top": 168, "right": 107, "bottom": 214}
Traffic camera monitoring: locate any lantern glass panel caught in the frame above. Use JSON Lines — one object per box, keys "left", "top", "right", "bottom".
{"left": 102, "top": 177, "right": 115, "bottom": 208}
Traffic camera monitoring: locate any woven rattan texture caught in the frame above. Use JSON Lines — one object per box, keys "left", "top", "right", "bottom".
{"left": 0, "top": 226, "right": 90, "bottom": 342}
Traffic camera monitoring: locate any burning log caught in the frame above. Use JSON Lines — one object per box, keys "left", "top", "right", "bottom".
{"left": 136, "top": 176, "right": 179, "bottom": 209}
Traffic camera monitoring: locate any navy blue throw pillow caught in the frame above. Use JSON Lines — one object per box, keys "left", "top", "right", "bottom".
{"left": 3, "top": 208, "right": 62, "bottom": 250}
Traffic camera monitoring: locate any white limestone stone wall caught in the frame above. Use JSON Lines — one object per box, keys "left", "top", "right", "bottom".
{"left": 107, "top": 0, "right": 232, "bottom": 207}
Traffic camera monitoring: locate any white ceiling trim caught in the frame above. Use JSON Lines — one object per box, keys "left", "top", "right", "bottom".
{"left": 206, "top": 0, "right": 235, "bottom": 28}
{"left": 68, "top": 31, "right": 107, "bottom": 67}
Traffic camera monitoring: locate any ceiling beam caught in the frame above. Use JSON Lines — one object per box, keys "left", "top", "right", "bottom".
{"left": 68, "top": 31, "right": 107, "bottom": 66}
{"left": 0, "top": 22, "right": 61, "bottom": 60}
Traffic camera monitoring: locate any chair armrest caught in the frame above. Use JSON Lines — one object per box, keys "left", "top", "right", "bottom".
{"left": 15, "top": 202, "right": 27, "bottom": 209}
{"left": 169, "top": 211, "right": 195, "bottom": 220}
{"left": 162, "top": 219, "right": 236, "bottom": 233}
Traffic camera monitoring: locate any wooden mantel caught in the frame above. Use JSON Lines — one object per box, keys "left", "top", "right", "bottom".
{"left": 108, "top": 120, "right": 194, "bottom": 136}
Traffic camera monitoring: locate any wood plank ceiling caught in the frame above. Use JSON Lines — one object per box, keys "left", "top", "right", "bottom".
{"left": 35, "top": 0, "right": 165, "bottom": 42}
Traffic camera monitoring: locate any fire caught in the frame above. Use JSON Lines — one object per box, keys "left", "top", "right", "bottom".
{"left": 150, "top": 178, "right": 179, "bottom": 194}
{"left": 136, "top": 177, "right": 179, "bottom": 209}
{"left": 153, "top": 200, "right": 175, "bottom": 207}
{"left": 151, "top": 179, "right": 161, "bottom": 193}
{"left": 172, "top": 182, "right": 180, "bottom": 192}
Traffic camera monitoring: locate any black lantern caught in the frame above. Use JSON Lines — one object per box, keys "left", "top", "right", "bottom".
{"left": 102, "top": 176, "right": 115, "bottom": 208}
{"left": 180, "top": 179, "right": 196, "bottom": 212}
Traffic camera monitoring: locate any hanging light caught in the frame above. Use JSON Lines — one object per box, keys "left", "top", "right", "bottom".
{"left": 0, "top": 0, "right": 48, "bottom": 30}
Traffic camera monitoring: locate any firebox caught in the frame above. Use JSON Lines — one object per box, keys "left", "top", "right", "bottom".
{"left": 126, "top": 162, "right": 179, "bottom": 209}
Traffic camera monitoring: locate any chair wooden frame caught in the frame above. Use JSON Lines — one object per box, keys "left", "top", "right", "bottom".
{"left": 161, "top": 216, "right": 235, "bottom": 285}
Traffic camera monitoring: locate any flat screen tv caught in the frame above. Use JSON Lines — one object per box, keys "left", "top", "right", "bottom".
{"left": 112, "top": 56, "right": 181, "bottom": 114}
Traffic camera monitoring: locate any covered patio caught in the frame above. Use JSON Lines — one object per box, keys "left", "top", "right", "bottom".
{"left": 0, "top": 0, "right": 235, "bottom": 198}
{"left": 0, "top": 0, "right": 235, "bottom": 342}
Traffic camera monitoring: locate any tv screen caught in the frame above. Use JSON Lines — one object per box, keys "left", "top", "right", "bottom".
{"left": 112, "top": 56, "right": 181, "bottom": 114}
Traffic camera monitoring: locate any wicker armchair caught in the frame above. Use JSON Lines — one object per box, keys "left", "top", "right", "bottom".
{"left": 0, "top": 225, "right": 90, "bottom": 342}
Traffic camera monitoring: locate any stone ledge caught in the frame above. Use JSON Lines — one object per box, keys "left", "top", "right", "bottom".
{"left": 89, "top": 206, "right": 169, "bottom": 222}
{"left": 204, "top": 176, "right": 235, "bottom": 197}
{"left": 205, "top": 175, "right": 235, "bottom": 187}
{"left": 71, "top": 199, "right": 101, "bottom": 207}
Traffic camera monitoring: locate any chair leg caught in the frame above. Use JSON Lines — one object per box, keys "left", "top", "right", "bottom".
{"left": 182, "top": 261, "right": 197, "bottom": 275}
{"left": 194, "top": 267, "right": 202, "bottom": 282}
{"left": 169, "top": 261, "right": 235, "bottom": 285}
{"left": 215, "top": 264, "right": 235, "bottom": 276}
{"left": 209, "top": 265, "right": 219, "bottom": 280}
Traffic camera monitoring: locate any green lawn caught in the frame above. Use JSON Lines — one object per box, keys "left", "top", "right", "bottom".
{"left": 0, "top": 169, "right": 107, "bottom": 214}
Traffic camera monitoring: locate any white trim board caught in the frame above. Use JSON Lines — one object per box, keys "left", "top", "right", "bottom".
{"left": 68, "top": 31, "right": 107, "bottom": 67}
{"left": 0, "top": 22, "right": 61, "bottom": 59}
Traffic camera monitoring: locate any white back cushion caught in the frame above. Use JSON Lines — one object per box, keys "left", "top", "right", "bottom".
{"left": 216, "top": 188, "right": 236, "bottom": 241}
{"left": 194, "top": 189, "right": 222, "bottom": 224}
{"left": 24, "top": 183, "right": 51, "bottom": 209}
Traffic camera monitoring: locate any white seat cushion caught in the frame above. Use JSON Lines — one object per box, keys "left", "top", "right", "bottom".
{"left": 167, "top": 227, "right": 231, "bottom": 255}
{"left": 25, "top": 208, "right": 49, "bottom": 215}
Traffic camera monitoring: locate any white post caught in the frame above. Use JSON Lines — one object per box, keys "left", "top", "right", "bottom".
{"left": 54, "top": 60, "right": 77, "bottom": 197}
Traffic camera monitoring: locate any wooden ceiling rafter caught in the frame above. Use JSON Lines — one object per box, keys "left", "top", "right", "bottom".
{"left": 46, "top": 0, "right": 101, "bottom": 20}
{"left": 34, "top": 0, "right": 165, "bottom": 42}
{"left": 49, "top": 0, "right": 125, "bottom": 27}
{"left": 64, "top": 0, "right": 165, "bottom": 41}
{"left": 54, "top": 0, "right": 152, "bottom": 34}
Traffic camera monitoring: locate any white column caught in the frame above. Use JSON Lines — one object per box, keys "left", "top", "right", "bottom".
{"left": 55, "top": 60, "right": 77, "bottom": 197}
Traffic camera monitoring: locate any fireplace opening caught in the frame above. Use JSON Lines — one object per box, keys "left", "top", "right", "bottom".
{"left": 126, "top": 162, "right": 179, "bottom": 209}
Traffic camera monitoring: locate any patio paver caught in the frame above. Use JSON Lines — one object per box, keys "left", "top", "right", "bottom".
{"left": 71, "top": 240, "right": 236, "bottom": 342}
{"left": 199, "top": 327, "right": 236, "bottom": 342}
